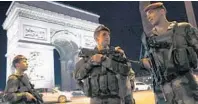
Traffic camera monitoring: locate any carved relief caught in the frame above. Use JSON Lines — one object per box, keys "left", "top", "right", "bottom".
{"left": 23, "top": 25, "right": 47, "bottom": 41}
{"left": 27, "top": 51, "right": 45, "bottom": 81}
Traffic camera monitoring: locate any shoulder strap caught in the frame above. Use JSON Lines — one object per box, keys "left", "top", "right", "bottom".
{"left": 168, "top": 23, "right": 178, "bottom": 61}
{"left": 12, "top": 75, "right": 44, "bottom": 104}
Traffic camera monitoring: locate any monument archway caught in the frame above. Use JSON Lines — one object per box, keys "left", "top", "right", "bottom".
{"left": 3, "top": 1, "right": 100, "bottom": 91}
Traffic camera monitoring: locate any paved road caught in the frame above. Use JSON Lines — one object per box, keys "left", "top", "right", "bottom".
{"left": 53, "top": 90, "right": 155, "bottom": 104}
{"left": 133, "top": 90, "right": 155, "bottom": 104}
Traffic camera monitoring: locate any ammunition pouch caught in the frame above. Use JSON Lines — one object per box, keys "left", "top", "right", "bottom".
{"left": 173, "top": 48, "right": 190, "bottom": 72}
{"left": 107, "top": 73, "right": 119, "bottom": 95}
{"left": 90, "top": 75, "right": 100, "bottom": 97}
{"left": 83, "top": 72, "right": 119, "bottom": 97}
{"left": 186, "top": 47, "right": 197, "bottom": 69}
{"left": 98, "top": 74, "right": 108, "bottom": 96}
{"left": 83, "top": 77, "right": 92, "bottom": 97}
{"left": 172, "top": 47, "right": 197, "bottom": 72}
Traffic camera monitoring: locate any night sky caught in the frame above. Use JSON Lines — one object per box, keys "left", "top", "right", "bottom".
{"left": 0, "top": 1, "right": 195, "bottom": 90}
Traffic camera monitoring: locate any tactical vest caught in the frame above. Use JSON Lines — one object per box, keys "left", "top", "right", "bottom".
{"left": 148, "top": 22, "right": 197, "bottom": 77}
{"left": 82, "top": 49, "right": 130, "bottom": 98}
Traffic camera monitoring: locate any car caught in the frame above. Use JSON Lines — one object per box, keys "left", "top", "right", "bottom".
{"left": 71, "top": 90, "right": 85, "bottom": 97}
{"left": 134, "top": 82, "right": 151, "bottom": 91}
{"left": 70, "top": 90, "right": 90, "bottom": 103}
{"left": 35, "top": 88, "right": 72, "bottom": 103}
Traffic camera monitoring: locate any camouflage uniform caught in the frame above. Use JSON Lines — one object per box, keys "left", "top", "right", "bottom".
{"left": 74, "top": 47, "right": 135, "bottom": 104}
{"left": 143, "top": 21, "right": 198, "bottom": 104}
{"left": 4, "top": 74, "right": 42, "bottom": 104}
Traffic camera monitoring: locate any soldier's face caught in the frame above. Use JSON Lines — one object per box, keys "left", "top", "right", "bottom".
{"left": 146, "top": 9, "right": 164, "bottom": 26}
{"left": 96, "top": 30, "right": 110, "bottom": 47}
{"left": 16, "top": 58, "right": 28, "bottom": 71}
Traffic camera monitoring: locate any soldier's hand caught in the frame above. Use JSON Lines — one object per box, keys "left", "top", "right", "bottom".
{"left": 141, "top": 58, "right": 151, "bottom": 70}
{"left": 115, "top": 46, "right": 124, "bottom": 55}
{"left": 115, "top": 46, "right": 127, "bottom": 58}
{"left": 91, "top": 54, "right": 104, "bottom": 63}
{"left": 25, "top": 92, "right": 37, "bottom": 101}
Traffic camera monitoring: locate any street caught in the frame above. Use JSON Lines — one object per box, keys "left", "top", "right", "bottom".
{"left": 54, "top": 90, "right": 155, "bottom": 104}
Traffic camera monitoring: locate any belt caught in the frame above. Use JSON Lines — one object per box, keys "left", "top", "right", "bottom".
{"left": 163, "top": 71, "right": 189, "bottom": 83}
{"left": 164, "top": 73, "right": 177, "bottom": 82}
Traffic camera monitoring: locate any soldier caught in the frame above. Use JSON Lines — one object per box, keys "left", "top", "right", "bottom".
{"left": 141, "top": 2, "right": 198, "bottom": 104}
{"left": 4, "top": 55, "right": 43, "bottom": 104}
{"left": 74, "top": 25, "right": 135, "bottom": 104}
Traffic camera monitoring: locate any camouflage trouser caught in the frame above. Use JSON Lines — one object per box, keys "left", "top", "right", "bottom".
{"left": 154, "top": 74, "right": 198, "bottom": 104}
{"left": 90, "top": 97, "right": 121, "bottom": 104}
{"left": 154, "top": 85, "right": 167, "bottom": 104}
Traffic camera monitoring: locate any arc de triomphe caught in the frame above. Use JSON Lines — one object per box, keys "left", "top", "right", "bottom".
{"left": 3, "top": 1, "right": 100, "bottom": 91}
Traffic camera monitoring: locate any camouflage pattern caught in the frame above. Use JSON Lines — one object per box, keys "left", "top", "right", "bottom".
{"left": 4, "top": 74, "right": 42, "bottom": 104}
{"left": 74, "top": 47, "right": 135, "bottom": 104}
{"left": 143, "top": 21, "right": 198, "bottom": 104}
